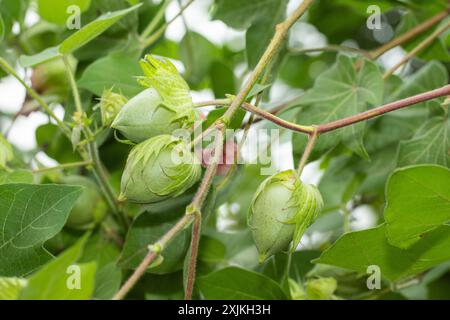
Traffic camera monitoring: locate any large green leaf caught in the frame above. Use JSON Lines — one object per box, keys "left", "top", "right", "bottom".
{"left": 397, "top": 115, "right": 450, "bottom": 167}
{"left": 293, "top": 55, "right": 384, "bottom": 159}
{"left": 197, "top": 266, "right": 287, "bottom": 299}
{"left": 19, "top": 234, "right": 97, "bottom": 300}
{"left": 0, "top": 277, "right": 27, "bottom": 300}
{"left": 19, "top": 4, "right": 142, "bottom": 67}
{"left": 0, "top": 184, "right": 82, "bottom": 277}
{"left": 315, "top": 224, "right": 450, "bottom": 282}
{"left": 384, "top": 165, "right": 450, "bottom": 249}
{"left": 78, "top": 53, "right": 142, "bottom": 97}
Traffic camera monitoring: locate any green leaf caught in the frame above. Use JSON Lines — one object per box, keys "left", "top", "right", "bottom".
{"left": 119, "top": 210, "right": 190, "bottom": 275}
{"left": 59, "top": 4, "right": 142, "bottom": 54}
{"left": 37, "top": 0, "right": 92, "bottom": 26}
{"left": 245, "top": 0, "right": 287, "bottom": 68}
{"left": 179, "top": 32, "right": 219, "bottom": 86}
{"left": 389, "top": 61, "right": 448, "bottom": 109}
{"left": 0, "top": 277, "right": 27, "bottom": 300}
{"left": 92, "top": 262, "right": 121, "bottom": 300}
{"left": 212, "top": 0, "right": 288, "bottom": 69}
{"left": 19, "top": 234, "right": 97, "bottom": 300}
{"left": 0, "top": 184, "right": 82, "bottom": 277}
{"left": 19, "top": 4, "right": 142, "bottom": 67}
{"left": 0, "top": 170, "right": 34, "bottom": 185}
{"left": 198, "top": 235, "right": 226, "bottom": 264}
{"left": 397, "top": 115, "right": 450, "bottom": 167}
{"left": 293, "top": 55, "right": 384, "bottom": 159}
{"left": 385, "top": 165, "right": 450, "bottom": 249}
{"left": 78, "top": 53, "right": 143, "bottom": 97}
{"left": 210, "top": 61, "right": 236, "bottom": 98}
{"left": 36, "top": 123, "right": 82, "bottom": 163}
{"left": 197, "top": 266, "right": 287, "bottom": 299}
{"left": 0, "top": 13, "right": 5, "bottom": 41}
{"left": 396, "top": 12, "right": 450, "bottom": 62}
{"left": 19, "top": 46, "right": 61, "bottom": 68}
{"left": 315, "top": 224, "right": 450, "bottom": 282}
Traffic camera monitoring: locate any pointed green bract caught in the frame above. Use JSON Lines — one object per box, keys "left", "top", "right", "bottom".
{"left": 138, "top": 54, "right": 193, "bottom": 110}
{"left": 248, "top": 170, "right": 323, "bottom": 261}
{"left": 120, "top": 135, "right": 201, "bottom": 203}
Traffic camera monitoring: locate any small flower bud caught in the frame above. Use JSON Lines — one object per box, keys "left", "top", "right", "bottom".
{"left": 99, "top": 89, "right": 127, "bottom": 127}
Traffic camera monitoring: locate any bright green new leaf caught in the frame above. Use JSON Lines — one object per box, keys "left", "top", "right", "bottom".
{"left": 59, "top": 4, "right": 142, "bottom": 54}
{"left": 0, "top": 170, "right": 34, "bottom": 185}
{"left": 384, "top": 165, "right": 450, "bottom": 249}
{"left": 294, "top": 55, "right": 384, "bottom": 159}
{"left": 0, "top": 277, "right": 27, "bottom": 300}
{"left": 197, "top": 266, "right": 287, "bottom": 300}
{"left": 19, "top": 4, "right": 142, "bottom": 67}
{"left": 37, "top": 0, "right": 92, "bottom": 26}
{"left": 315, "top": 224, "right": 450, "bottom": 282}
{"left": 0, "top": 184, "right": 82, "bottom": 277}
{"left": 19, "top": 234, "right": 97, "bottom": 300}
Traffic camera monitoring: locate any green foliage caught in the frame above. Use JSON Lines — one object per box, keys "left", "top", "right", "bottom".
{"left": 1, "top": 0, "right": 450, "bottom": 301}
{"left": 384, "top": 165, "right": 450, "bottom": 248}
{"left": 0, "top": 184, "right": 82, "bottom": 277}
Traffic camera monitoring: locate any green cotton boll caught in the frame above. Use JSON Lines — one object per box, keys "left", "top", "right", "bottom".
{"left": 61, "top": 176, "right": 107, "bottom": 230}
{"left": 111, "top": 88, "right": 196, "bottom": 143}
{"left": 0, "top": 134, "right": 13, "bottom": 170}
{"left": 248, "top": 170, "right": 324, "bottom": 262}
{"left": 120, "top": 135, "right": 201, "bottom": 204}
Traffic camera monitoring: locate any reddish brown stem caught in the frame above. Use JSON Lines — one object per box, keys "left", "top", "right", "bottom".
{"left": 185, "top": 213, "right": 202, "bottom": 300}
{"left": 317, "top": 84, "right": 450, "bottom": 133}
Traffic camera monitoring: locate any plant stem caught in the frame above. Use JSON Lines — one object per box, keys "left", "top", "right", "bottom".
{"left": 33, "top": 160, "right": 93, "bottom": 173}
{"left": 297, "top": 129, "right": 319, "bottom": 176}
{"left": 185, "top": 212, "right": 201, "bottom": 300}
{"left": 140, "top": 0, "right": 172, "bottom": 39}
{"left": 222, "top": 0, "right": 315, "bottom": 122}
{"left": 289, "top": 45, "right": 370, "bottom": 57}
{"left": 368, "top": 9, "right": 449, "bottom": 59}
{"left": 140, "top": 0, "right": 195, "bottom": 49}
{"left": 115, "top": 0, "right": 315, "bottom": 300}
{"left": 384, "top": 20, "right": 450, "bottom": 78}
{"left": 63, "top": 55, "right": 126, "bottom": 228}
{"left": 62, "top": 56, "right": 83, "bottom": 114}
{"left": 113, "top": 214, "right": 194, "bottom": 300}
{"left": 0, "top": 58, "right": 71, "bottom": 137}
{"left": 316, "top": 84, "right": 450, "bottom": 133}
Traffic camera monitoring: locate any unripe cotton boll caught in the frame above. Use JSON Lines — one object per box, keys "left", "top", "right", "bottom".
{"left": 61, "top": 176, "right": 107, "bottom": 230}
{"left": 111, "top": 88, "right": 195, "bottom": 143}
{"left": 120, "top": 135, "right": 201, "bottom": 203}
{"left": 248, "top": 169, "right": 323, "bottom": 262}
